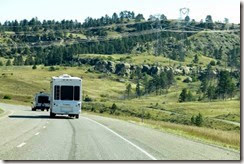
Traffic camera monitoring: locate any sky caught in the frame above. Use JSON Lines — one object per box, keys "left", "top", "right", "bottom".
{"left": 0, "top": 0, "right": 240, "bottom": 24}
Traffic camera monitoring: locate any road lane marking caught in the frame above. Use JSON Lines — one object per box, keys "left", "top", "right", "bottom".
{"left": 43, "top": 126, "right": 46, "bottom": 129}
{"left": 82, "top": 117, "right": 157, "bottom": 160}
{"left": 17, "top": 142, "right": 26, "bottom": 148}
{"left": 0, "top": 111, "right": 14, "bottom": 120}
{"left": 35, "top": 132, "right": 40, "bottom": 136}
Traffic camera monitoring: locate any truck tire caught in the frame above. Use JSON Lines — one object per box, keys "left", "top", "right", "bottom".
{"left": 75, "top": 114, "right": 79, "bottom": 119}
{"left": 32, "top": 108, "right": 36, "bottom": 111}
{"left": 50, "top": 112, "right": 56, "bottom": 118}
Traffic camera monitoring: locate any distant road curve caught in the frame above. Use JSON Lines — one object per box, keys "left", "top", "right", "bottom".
{"left": 0, "top": 103, "right": 240, "bottom": 160}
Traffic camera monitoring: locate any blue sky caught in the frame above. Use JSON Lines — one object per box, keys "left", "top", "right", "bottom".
{"left": 0, "top": 0, "right": 240, "bottom": 23}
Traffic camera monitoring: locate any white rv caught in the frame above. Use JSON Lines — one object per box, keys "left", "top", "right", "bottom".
{"left": 50, "top": 74, "right": 82, "bottom": 118}
{"left": 32, "top": 92, "right": 50, "bottom": 111}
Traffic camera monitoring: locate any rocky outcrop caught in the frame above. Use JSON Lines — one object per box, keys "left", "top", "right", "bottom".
{"left": 183, "top": 77, "right": 193, "bottom": 83}
{"left": 115, "top": 63, "right": 131, "bottom": 76}
{"left": 76, "top": 58, "right": 224, "bottom": 77}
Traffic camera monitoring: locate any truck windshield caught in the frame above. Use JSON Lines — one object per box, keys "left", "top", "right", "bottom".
{"left": 38, "top": 96, "right": 49, "bottom": 103}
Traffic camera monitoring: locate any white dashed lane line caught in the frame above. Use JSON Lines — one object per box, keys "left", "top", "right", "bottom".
{"left": 43, "top": 126, "right": 46, "bottom": 129}
{"left": 35, "top": 132, "right": 40, "bottom": 136}
{"left": 17, "top": 142, "right": 26, "bottom": 148}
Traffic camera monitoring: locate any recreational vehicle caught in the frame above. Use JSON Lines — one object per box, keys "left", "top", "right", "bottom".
{"left": 32, "top": 92, "right": 50, "bottom": 111}
{"left": 50, "top": 74, "right": 82, "bottom": 118}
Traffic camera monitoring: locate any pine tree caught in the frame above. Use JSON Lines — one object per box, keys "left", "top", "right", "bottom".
{"left": 195, "top": 113, "right": 203, "bottom": 126}
{"left": 193, "top": 54, "right": 199, "bottom": 63}
{"left": 136, "top": 81, "right": 141, "bottom": 98}
{"left": 207, "top": 85, "right": 216, "bottom": 101}
{"left": 179, "top": 88, "right": 187, "bottom": 102}
{"left": 186, "top": 90, "right": 194, "bottom": 101}
{"left": 217, "top": 71, "right": 235, "bottom": 99}
{"left": 126, "top": 83, "right": 132, "bottom": 98}
{"left": 6, "top": 59, "right": 11, "bottom": 66}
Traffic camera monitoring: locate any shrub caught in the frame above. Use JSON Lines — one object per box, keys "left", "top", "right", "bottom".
{"left": 3, "top": 95, "right": 11, "bottom": 100}
{"left": 110, "top": 103, "right": 117, "bottom": 114}
{"left": 99, "top": 108, "right": 104, "bottom": 113}
{"left": 210, "top": 60, "right": 216, "bottom": 66}
{"left": 217, "top": 60, "right": 221, "bottom": 66}
{"left": 179, "top": 88, "right": 195, "bottom": 102}
{"left": 84, "top": 95, "right": 92, "bottom": 102}
{"left": 48, "top": 66, "right": 59, "bottom": 71}
{"left": 176, "top": 77, "right": 181, "bottom": 81}
{"left": 32, "top": 65, "right": 37, "bottom": 69}
{"left": 191, "top": 113, "right": 203, "bottom": 126}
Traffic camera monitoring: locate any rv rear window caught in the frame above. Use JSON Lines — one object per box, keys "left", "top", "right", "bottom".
{"left": 61, "top": 86, "right": 73, "bottom": 100}
{"left": 74, "top": 86, "right": 80, "bottom": 101}
{"left": 54, "top": 86, "right": 60, "bottom": 100}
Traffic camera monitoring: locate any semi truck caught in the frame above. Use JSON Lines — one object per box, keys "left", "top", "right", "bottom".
{"left": 49, "top": 74, "right": 82, "bottom": 119}
{"left": 32, "top": 92, "right": 50, "bottom": 111}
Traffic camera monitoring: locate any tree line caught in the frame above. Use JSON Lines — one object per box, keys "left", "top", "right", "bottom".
{"left": 125, "top": 70, "right": 175, "bottom": 99}
{"left": 179, "top": 65, "right": 238, "bottom": 102}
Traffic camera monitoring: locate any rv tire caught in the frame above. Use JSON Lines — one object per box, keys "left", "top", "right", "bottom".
{"left": 50, "top": 112, "right": 56, "bottom": 118}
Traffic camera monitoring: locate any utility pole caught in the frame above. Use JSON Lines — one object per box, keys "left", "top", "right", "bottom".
{"left": 179, "top": 8, "right": 190, "bottom": 21}
{"left": 178, "top": 8, "right": 190, "bottom": 62}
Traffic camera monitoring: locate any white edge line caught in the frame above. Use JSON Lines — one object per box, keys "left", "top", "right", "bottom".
{"left": 82, "top": 117, "right": 157, "bottom": 160}
{"left": 9, "top": 111, "right": 14, "bottom": 116}
{"left": 0, "top": 111, "right": 14, "bottom": 120}
{"left": 17, "top": 142, "right": 26, "bottom": 148}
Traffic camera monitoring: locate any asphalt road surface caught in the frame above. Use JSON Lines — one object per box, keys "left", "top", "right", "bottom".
{"left": 0, "top": 103, "right": 240, "bottom": 160}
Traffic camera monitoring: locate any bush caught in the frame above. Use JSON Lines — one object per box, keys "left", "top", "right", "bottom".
{"left": 110, "top": 103, "right": 117, "bottom": 114}
{"left": 210, "top": 60, "right": 216, "bottom": 66}
{"left": 32, "top": 65, "right": 37, "bottom": 69}
{"left": 84, "top": 95, "right": 92, "bottom": 102}
{"left": 99, "top": 108, "right": 104, "bottom": 113}
{"left": 191, "top": 113, "right": 203, "bottom": 126}
{"left": 179, "top": 88, "right": 195, "bottom": 102}
{"left": 48, "top": 66, "right": 59, "bottom": 71}
{"left": 3, "top": 95, "right": 11, "bottom": 100}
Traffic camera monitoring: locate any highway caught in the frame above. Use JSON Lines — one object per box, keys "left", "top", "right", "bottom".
{"left": 0, "top": 103, "right": 240, "bottom": 160}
